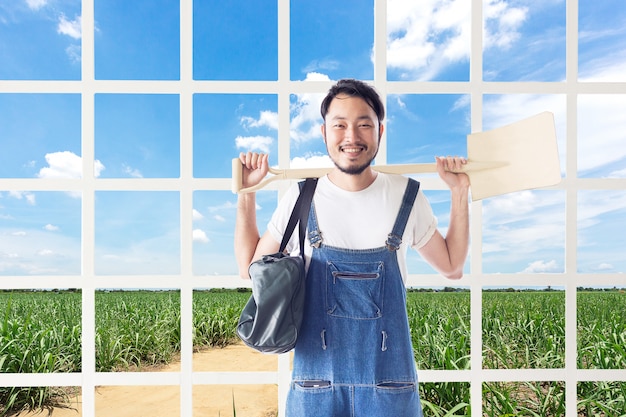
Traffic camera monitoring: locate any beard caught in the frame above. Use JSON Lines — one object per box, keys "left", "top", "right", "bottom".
{"left": 334, "top": 157, "right": 374, "bottom": 175}
{"left": 327, "top": 144, "right": 379, "bottom": 175}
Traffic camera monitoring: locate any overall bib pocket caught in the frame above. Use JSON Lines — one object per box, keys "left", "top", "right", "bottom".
{"left": 326, "top": 261, "right": 385, "bottom": 319}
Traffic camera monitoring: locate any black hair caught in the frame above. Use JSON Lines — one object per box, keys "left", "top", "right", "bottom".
{"left": 320, "top": 79, "right": 385, "bottom": 123}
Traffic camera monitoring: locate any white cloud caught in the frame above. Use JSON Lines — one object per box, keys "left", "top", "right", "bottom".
{"left": 578, "top": 191, "right": 626, "bottom": 233}
{"left": 57, "top": 14, "right": 81, "bottom": 39}
{"left": 482, "top": 190, "right": 566, "bottom": 272}
{"left": 37, "top": 151, "right": 80, "bottom": 178}
{"left": 213, "top": 214, "right": 226, "bottom": 222}
{"left": 302, "top": 58, "right": 340, "bottom": 74}
{"left": 305, "top": 72, "right": 331, "bottom": 82}
{"left": 579, "top": 25, "right": 626, "bottom": 82}
{"left": 577, "top": 94, "right": 626, "bottom": 174}
{"left": 607, "top": 168, "right": 626, "bottom": 179}
{"left": 95, "top": 229, "right": 181, "bottom": 275}
{"left": 235, "top": 135, "right": 273, "bottom": 153}
{"left": 483, "top": 0, "right": 528, "bottom": 49}
{"left": 37, "top": 151, "right": 105, "bottom": 179}
{"left": 387, "top": 0, "right": 471, "bottom": 80}
{"left": 193, "top": 229, "right": 209, "bottom": 243}
{"left": 597, "top": 263, "right": 614, "bottom": 271}
{"left": 451, "top": 95, "right": 471, "bottom": 113}
{"left": 290, "top": 74, "right": 330, "bottom": 143}
{"left": 483, "top": 183, "right": 625, "bottom": 273}
{"left": 0, "top": 228, "right": 81, "bottom": 275}
{"left": 394, "top": 96, "right": 407, "bottom": 110}
{"left": 290, "top": 154, "right": 334, "bottom": 169}
{"left": 579, "top": 24, "right": 626, "bottom": 45}
{"left": 44, "top": 224, "right": 59, "bottom": 232}
{"left": 65, "top": 44, "right": 81, "bottom": 64}
{"left": 483, "top": 92, "right": 565, "bottom": 130}
{"left": 25, "top": 0, "right": 47, "bottom": 10}
{"left": 522, "top": 259, "right": 559, "bottom": 273}
{"left": 387, "top": 0, "right": 531, "bottom": 80}
{"left": 192, "top": 209, "right": 204, "bottom": 221}
{"left": 123, "top": 163, "right": 143, "bottom": 178}
{"left": 483, "top": 190, "right": 540, "bottom": 218}
{"left": 9, "top": 191, "right": 36, "bottom": 205}
{"left": 208, "top": 201, "right": 235, "bottom": 213}
{"left": 241, "top": 110, "right": 279, "bottom": 131}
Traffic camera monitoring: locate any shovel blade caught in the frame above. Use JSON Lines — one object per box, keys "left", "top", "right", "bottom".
{"left": 467, "top": 111, "right": 562, "bottom": 200}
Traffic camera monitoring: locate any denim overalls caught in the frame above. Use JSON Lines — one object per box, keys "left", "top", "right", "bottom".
{"left": 286, "top": 179, "right": 424, "bottom": 417}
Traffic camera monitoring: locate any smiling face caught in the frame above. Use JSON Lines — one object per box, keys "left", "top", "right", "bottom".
{"left": 321, "top": 93, "right": 384, "bottom": 176}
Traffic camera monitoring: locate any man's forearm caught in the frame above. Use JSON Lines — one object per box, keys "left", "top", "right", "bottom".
{"left": 234, "top": 193, "right": 260, "bottom": 279}
{"left": 444, "top": 187, "right": 470, "bottom": 275}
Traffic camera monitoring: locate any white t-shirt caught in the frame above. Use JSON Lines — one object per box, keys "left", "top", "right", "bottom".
{"left": 267, "top": 173, "right": 438, "bottom": 283}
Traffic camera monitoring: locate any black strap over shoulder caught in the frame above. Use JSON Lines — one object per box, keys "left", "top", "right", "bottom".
{"left": 279, "top": 178, "right": 318, "bottom": 258}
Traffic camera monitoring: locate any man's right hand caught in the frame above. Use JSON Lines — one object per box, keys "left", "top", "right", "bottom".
{"left": 239, "top": 152, "right": 269, "bottom": 191}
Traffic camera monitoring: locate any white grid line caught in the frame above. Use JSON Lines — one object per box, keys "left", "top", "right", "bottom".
{"left": 0, "top": 0, "right": 625, "bottom": 416}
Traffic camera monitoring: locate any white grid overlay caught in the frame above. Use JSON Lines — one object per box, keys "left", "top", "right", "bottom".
{"left": 1, "top": 0, "right": 625, "bottom": 416}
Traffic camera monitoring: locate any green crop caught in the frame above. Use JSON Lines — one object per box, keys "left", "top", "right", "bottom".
{"left": 95, "top": 290, "right": 181, "bottom": 371}
{"left": 578, "top": 291, "right": 626, "bottom": 370}
{"left": 1, "top": 289, "right": 624, "bottom": 416}
{"left": 0, "top": 291, "right": 81, "bottom": 414}
{"left": 193, "top": 290, "right": 249, "bottom": 348}
{"left": 483, "top": 291, "right": 565, "bottom": 370}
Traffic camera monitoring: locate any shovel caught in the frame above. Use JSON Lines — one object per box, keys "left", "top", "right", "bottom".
{"left": 232, "top": 111, "right": 561, "bottom": 201}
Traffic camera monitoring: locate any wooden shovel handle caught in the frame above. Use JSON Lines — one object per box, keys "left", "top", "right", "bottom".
{"left": 231, "top": 158, "right": 436, "bottom": 193}
{"left": 231, "top": 158, "right": 504, "bottom": 194}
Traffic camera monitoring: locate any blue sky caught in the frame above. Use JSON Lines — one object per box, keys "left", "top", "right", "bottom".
{"left": 0, "top": 0, "right": 625, "bottom": 279}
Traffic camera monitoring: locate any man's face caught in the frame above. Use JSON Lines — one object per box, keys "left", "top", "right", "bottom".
{"left": 321, "top": 94, "right": 383, "bottom": 175}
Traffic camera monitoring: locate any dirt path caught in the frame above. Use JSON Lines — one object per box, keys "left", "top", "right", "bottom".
{"left": 17, "top": 343, "right": 279, "bottom": 417}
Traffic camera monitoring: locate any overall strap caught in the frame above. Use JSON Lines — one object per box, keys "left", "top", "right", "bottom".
{"left": 385, "top": 178, "right": 420, "bottom": 251}
{"left": 306, "top": 199, "right": 323, "bottom": 249}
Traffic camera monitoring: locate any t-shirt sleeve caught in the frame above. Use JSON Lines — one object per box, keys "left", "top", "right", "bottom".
{"left": 266, "top": 183, "right": 301, "bottom": 253}
{"left": 409, "top": 190, "right": 438, "bottom": 250}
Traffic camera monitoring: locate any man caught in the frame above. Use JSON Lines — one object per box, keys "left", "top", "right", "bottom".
{"left": 235, "top": 79, "right": 469, "bottom": 416}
